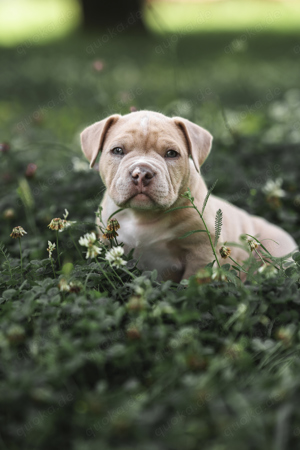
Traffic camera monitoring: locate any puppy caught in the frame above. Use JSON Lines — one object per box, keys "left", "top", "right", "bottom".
{"left": 81, "top": 110, "right": 297, "bottom": 282}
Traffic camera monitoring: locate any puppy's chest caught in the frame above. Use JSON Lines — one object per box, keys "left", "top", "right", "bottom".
{"left": 117, "top": 219, "right": 183, "bottom": 277}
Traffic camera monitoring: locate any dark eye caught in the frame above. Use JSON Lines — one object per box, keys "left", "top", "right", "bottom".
{"left": 165, "top": 150, "right": 179, "bottom": 158}
{"left": 112, "top": 147, "right": 124, "bottom": 155}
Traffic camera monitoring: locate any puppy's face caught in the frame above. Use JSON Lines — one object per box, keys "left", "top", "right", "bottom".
{"left": 81, "top": 111, "right": 212, "bottom": 211}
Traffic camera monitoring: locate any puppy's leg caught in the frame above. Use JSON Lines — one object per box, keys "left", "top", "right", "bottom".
{"left": 180, "top": 242, "right": 217, "bottom": 281}
{"left": 251, "top": 217, "right": 297, "bottom": 258}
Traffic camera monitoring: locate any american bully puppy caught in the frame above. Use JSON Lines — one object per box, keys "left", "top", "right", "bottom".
{"left": 80, "top": 111, "right": 297, "bottom": 282}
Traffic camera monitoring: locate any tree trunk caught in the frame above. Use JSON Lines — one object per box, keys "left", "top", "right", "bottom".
{"left": 80, "top": 0, "right": 146, "bottom": 30}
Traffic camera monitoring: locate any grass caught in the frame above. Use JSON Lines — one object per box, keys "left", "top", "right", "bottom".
{"left": 1, "top": 9, "right": 300, "bottom": 449}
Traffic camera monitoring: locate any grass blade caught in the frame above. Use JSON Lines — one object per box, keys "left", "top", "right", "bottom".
{"left": 179, "top": 229, "right": 207, "bottom": 239}
{"left": 202, "top": 179, "right": 218, "bottom": 215}
{"left": 107, "top": 208, "right": 125, "bottom": 222}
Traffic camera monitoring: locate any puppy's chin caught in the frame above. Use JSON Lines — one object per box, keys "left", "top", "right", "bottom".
{"left": 116, "top": 194, "right": 158, "bottom": 211}
{"left": 128, "top": 194, "right": 157, "bottom": 210}
{"left": 114, "top": 193, "right": 172, "bottom": 211}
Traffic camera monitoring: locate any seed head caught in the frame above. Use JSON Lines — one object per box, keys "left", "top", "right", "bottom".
{"left": 10, "top": 226, "right": 27, "bottom": 238}
{"left": 57, "top": 210, "right": 76, "bottom": 233}
{"left": 48, "top": 218, "right": 64, "bottom": 231}
{"left": 219, "top": 245, "right": 231, "bottom": 259}
{"left": 106, "top": 218, "right": 120, "bottom": 232}
{"left": 102, "top": 229, "right": 119, "bottom": 240}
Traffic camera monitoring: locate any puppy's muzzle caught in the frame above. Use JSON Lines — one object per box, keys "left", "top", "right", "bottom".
{"left": 130, "top": 164, "right": 156, "bottom": 188}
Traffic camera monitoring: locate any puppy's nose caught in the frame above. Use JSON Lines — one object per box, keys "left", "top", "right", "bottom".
{"left": 130, "top": 165, "right": 155, "bottom": 187}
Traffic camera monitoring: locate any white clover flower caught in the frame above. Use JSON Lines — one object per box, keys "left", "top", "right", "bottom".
{"left": 78, "top": 232, "right": 101, "bottom": 259}
{"left": 79, "top": 232, "right": 97, "bottom": 247}
{"left": 86, "top": 245, "right": 102, "bottom": 259}
{"left": 247, "top": 238, "right": 259, "bottom": 252}
{"left": 112, "top": 257, "right": 127, "bottom": 268}
{"left": 58, "top": 278, "right": 82, "bottom": 293}
{"left": 58, "top": 278, "right": 70, "bottom": 292}
{"left": 211, "top": 267, "right": 227, "bottom": 282}
{"left": 258, "top": 263, "right": 277, "bottom": 279}
{"left": 59, "top": 222, "right": 70, "bottom": 232}
{"left": 59, "top": 220, "right": 76, "bottom": 233}
{"left": 72, "top": 156, "right": 90, "bottom": 172}
{"left": 105, "top": 246, "right": 124, "bottom": 260}
{"left": 47, "top": 241, "right": 56, "bottom": 258}
{"left": 105, "top": 246, "right": 126, "bottom": 268}
{"left": 262, "top": 178, "right": 286, "bottom": 199}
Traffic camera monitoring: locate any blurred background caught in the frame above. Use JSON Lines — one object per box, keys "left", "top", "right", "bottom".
{"left": 1, "top": 0, "right": 300, "bottom": 256}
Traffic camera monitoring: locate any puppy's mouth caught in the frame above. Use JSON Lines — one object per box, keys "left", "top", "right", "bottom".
{"left": 129, "top": 191, "right": 153, "bottom": 203}
{"left": 133, "top": 192, "right": 150, "bottom": 199}
{"left": 117, "top": 189, "right": 156, "bottom": 210}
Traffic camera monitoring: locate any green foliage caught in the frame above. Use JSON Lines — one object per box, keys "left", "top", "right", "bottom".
{"left": 1, "top": 27, "right": 300, "bottom": 450}
{"left": 202, "top": 180, "right": 218, "bottom": 215}
{"left": 179, "top": 229, "right": 206, "bottom": 239}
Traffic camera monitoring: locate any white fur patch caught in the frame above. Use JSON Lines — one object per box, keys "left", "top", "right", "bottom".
{"left": 140, "top": 115, "right": 149, "bottom": 135}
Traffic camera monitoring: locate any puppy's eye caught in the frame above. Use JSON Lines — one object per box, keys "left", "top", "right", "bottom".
{"left": 165, "top": 150, "right": 179, "bottom": 158}
{"left": 112, "top": 147, "right": 124, "bottom": 155}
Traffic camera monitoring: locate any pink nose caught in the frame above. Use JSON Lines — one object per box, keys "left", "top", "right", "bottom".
{"left": 130, "top": 165, "right": 155, "bottom": 187}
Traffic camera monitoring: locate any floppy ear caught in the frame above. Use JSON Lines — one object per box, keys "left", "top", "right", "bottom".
{"left": 172, "top": 117, "right": 213, "bottom": 173}
{"left": 80, "top": 114, "right": 121, "bottom": 168}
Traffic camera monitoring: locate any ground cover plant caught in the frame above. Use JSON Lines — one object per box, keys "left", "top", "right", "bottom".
{"left": 1, "top": 20, "right": 300, "bottom": 450}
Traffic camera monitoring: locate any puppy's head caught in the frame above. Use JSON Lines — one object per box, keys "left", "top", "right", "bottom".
{"left": 80, "top": 111, "right": 212, "bottom": 210}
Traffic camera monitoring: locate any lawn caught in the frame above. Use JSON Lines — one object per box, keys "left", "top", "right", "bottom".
{"left": 1, "top": 5, "right": 300, "bottom": 449}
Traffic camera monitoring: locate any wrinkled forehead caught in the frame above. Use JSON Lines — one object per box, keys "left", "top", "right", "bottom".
{"left": 105, "top": 112, "right": 187, "bottom": 151}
